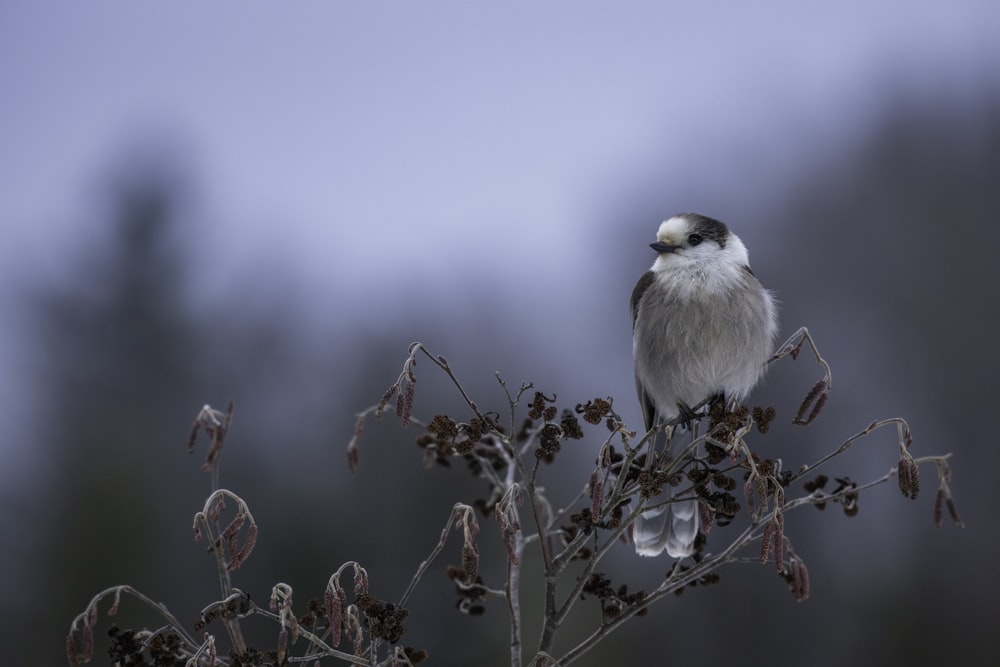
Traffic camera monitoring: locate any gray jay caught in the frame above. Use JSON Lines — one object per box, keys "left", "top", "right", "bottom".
{"left": 631, "top": 213, "right": 777, "bottom": 557}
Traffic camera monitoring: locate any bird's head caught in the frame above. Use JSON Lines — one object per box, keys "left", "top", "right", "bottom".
{"left": 650, "top": 213, "right": 751, "bottom": 272}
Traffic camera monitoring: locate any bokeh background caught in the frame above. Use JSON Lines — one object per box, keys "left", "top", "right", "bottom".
{"left": 2, "top": 1, "right": 998, "bottom": 664}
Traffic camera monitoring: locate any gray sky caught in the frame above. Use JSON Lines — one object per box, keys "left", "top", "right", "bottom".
{"left": 3, "top": 1, "right": 997, "bottom": 287}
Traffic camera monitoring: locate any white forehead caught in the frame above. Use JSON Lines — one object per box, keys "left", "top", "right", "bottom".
{"left": 656, "top": 216, "right": 690, "bottom": 241}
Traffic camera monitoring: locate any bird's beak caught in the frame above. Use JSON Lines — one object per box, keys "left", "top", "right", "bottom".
{"left": 650, "top": 241, "right": 678, "bottom": 254}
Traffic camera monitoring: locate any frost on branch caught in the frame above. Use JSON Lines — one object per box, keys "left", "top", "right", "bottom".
{"left": 66, "top": 331, "right": 960, "bottom": 666}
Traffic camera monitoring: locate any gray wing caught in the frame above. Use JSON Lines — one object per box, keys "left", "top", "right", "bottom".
{"left": 635, "top": 370, "right": 658, "bottom": 434}
{"left": 630, "top": 270, "right": 656, "bottom": 329}
{"left": 631, "top": 270, "right": 659, "bottom": 432}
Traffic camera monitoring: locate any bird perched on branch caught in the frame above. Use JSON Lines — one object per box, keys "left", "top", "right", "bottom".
{"left": 631, "top": 213, "right": 777, "bottom": 557}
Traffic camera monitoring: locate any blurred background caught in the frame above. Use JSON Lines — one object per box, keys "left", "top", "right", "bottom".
{"left": 1, "top": 1, "right": 998, "bottom": 664}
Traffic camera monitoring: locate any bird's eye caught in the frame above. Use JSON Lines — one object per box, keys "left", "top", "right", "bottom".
{"left": 688, "top": 234, "right": 703, "bottom": 246}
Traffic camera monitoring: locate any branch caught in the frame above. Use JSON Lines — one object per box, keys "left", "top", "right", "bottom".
{"left": 770, "top": 327, "right": 833, "bottom": 425}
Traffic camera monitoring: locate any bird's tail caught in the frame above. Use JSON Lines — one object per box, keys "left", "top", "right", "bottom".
{"left": 632, "top": 499, "right": 700, "bottom": 558}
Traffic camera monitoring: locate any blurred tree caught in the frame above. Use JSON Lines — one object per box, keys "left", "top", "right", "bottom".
{"left": 16, "top": 156, "right": 219, "bottom": 664}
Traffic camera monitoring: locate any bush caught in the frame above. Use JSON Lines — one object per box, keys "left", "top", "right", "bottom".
{"left": 67, "top": 330, "right": 961, "bottom": 666}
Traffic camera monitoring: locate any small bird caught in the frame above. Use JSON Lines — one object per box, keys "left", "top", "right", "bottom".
{"left": 631, "top": 213, "right": 777, "bottom": 557}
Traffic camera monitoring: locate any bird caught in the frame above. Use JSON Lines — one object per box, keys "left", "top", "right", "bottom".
{"left": 630, "top": 213, "right": 778, "bottom": 557}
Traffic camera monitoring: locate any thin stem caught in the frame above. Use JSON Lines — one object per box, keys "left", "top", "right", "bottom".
{"left": 495, "top": 371, "right": 560, "bottom": 666}
{"left": 185, "top": 634, "right": 216, "bottom": 667}
{"left": 787, "top": 417, "right": 911, "bottom": 484}
{"left": 250, "top": 605, "right": 372, "bottom": 666}
{"left": 784, "top": 453, "right": 951, "bottom": 512}
{"left": 192, "top": 489, "right": 252, "bottom": 653}
{"left": 409, "top": 343, "right": 489, "bottom": 422}
{"left": 68, "top": 585, "right": 203, "bottom": 656}
{"left": 507, "top": 526, "right": 525, "bottom": 667}
{"left": 769, "top": 326, "right": 833, "bottom": 389}
{"left": 552, "top": 524, "right": 756, "bottom": 666}
{"left": 398, "top": 503, "right": 475, "bottom": 608}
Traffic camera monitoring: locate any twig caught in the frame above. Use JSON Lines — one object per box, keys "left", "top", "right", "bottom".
{"left": 770, "top": 327, "right": 833, "bottom": 425}
{"left": 408, "top": 342, "right": 489, "bottom": 423}
{"left": 250, "top": 603, "right": 372, "bottom": 666}
{"left": 191, "top": 489, "right": 256, "bottom": 653}
{"left": 788, "top": 417, "right": 912, "bottom": 484}
{"left": 398, "top": 503, "right": 480, "bottom": 609}
{"left": 67, "top": 585, "right": 204, "bottom": 664}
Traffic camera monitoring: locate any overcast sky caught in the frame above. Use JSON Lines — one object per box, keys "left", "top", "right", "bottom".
{"left": 3, "top": 2, "right": 998, "bottom": 287}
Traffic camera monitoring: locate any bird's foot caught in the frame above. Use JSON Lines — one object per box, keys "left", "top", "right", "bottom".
{"left": 674, "top": 393, "right": 726, "bottom": 430}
